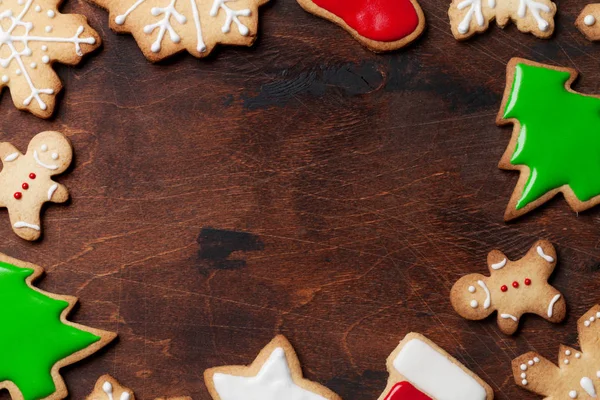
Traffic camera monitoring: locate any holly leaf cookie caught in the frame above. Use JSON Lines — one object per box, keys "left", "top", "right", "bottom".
{"left": 88, "top": 0, "right": 269, "bottom": 62}
{"left": 204, "top": 335, "right": 341, "bottom": 400}
{"left": 296, "top": 0, "right": 425, "bottom": 52}
{"left": 497, "top": 58, "right": 600, "bottom": 220}
{"left": 86, "top": 375, "right": 191, "bottom": 400}
{"left": 0, "top": 0, "right": 100, "bottom": 118}
{"left": 377, "top": 333, "right": 494, "bottom": 400}
{"left": 0, "top": 131, "right": 73, "bottom": 241}
{"left": 513, "top": 305, "right": 600, "bottom": 398}
{"left": 448, "top": 0, "right": 556, "bottom": 40}
{"left": 0, "top": 253, "right": 116, "bottom": 400}
{"left": 450, "top": 240, "right": 565, "bottom": 335}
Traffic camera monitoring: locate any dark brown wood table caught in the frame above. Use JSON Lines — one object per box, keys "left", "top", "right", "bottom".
{"left": 1, "top": 0, "right": 599, "bottom": 398}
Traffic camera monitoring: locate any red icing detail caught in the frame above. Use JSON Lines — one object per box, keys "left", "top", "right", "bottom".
{"left": 525, "top": 278, "right": 531, "bottom": 286}
{"left": 13, "top": 192, "right": 22, "bottom": 200}
{"left": 22, "top": 183, "right": 29, "bottom": 190}
{"left": 512, "top": 281, "right": 519, "bottom": 288}
{"left": 29, "top": 173, "right": 36, "bottom": 179}
{"left": 312, "top": 0, "right": 420, "bottom": 42}
{"left": 384, "top": 382, "right": 432, "bottom": 400}
{"left": 501, "top": 285, "right": 508, "bottom": 292}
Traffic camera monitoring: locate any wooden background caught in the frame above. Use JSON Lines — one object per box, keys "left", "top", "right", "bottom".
{"left": 1, "top": 0, "right": 600, "bottom": 398}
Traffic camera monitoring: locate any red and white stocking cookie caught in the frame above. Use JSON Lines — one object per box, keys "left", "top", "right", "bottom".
{"left": 513, "top": 305, "right": 600, "bottom": 398}
{"left": 0, "top": 131, "right": 72, "bottom": 241}
{"left": 448, "top": 0, "right": 556, "bottom": 40}
{"left": 450, "top": 240, "right": 566, "bottom": 335}
{"left": 296, "top": 0, "right": 425, "bottom": 52}
{"left": 204, "top": 335, "right": 341, "bottom": 400}
{"left": 377, "top": 333, "right": 494, "bottom": 400}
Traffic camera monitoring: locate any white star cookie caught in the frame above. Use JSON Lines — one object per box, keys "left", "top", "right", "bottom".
{"left": 0, "top": 0, "right": 100, "bottom": 118}
{"left": 204, "top": 335, "right": 341, "bottom": 400}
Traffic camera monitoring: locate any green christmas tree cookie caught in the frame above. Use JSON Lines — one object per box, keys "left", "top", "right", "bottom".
{"left": 0, "top": 253, "right": 116, "bottom": 400}
{"left": 497, "top": 57, "right": 600, "bottom": 220}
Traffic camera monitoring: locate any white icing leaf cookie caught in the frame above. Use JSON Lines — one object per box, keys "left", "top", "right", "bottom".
{"left": 204, "top": 335, "right": 341, "bottom": 400}
{"left": 0, "top": 131, "right": 73, "bottom": 241}
{"left": 88, "top": 0, "right": 269, "bottom": 62}
{"left": 513, "top": 305, "right": 600, "bottom": 399}
{"left": 0, "top": 0, "right": 100, "bottom": 118}
{"left": 377, "top": 333, "right": 494, "bottom": 400}
{"left": 448, "top": 0, "right": 556, "bottom": 40}
{"left": 86, "top": 375, "right": 191, "bottom": 400}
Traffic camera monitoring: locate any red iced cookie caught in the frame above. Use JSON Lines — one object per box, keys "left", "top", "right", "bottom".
{"left": 384, "top": 382, "right": 432, "bottom": 400}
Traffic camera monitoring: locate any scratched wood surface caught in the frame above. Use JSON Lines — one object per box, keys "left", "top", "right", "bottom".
{"left": 1, "top": 0, "right": 600, "bottom": 399}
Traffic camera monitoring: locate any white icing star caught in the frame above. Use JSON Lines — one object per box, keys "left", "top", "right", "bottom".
{"left": 213, "top": 347, "right": 327, "bottom": 400}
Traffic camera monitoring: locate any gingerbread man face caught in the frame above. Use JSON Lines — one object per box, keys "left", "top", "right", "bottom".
{"left": 450, "top": 240, "right": 566, "bottom": 335}
{"left": 0, "top": 131, "right": 73, "bottom": 241}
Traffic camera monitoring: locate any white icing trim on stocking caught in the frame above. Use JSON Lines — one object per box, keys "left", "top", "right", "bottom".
{"left": 33, "top": 150, "right": 58, "bottom": 170}
{"left": 490, "top": 258, "right": 507, "bottom": 270}
{"left": 477, "top": 280, "right": 491, "bottom": 309}
{"left": 547, "top": 294, "right": 561, "bottom": 317}
{"left": 13, "top": 221, "right": 40, "bottom": 230}
{"left": 536, "top": 246, "right": 555, "bottom": 262}
{"left": 4, "top": 152, "right": 18, "bottom": 161}
{"left": 517, "top": 0, "right": 551, "bottom": 31}
{"left": 47, "top": 183, "right": 57, "bottom": 200}
{"left": 392, "top": 338, "right": 487, "bottom": 400}
{"left": 501, "top": 313, "right": 518, "bottom": 322}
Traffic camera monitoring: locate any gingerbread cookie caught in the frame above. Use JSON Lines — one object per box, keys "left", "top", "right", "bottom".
{"left": 577, "top": 5, "right": 600, "bottom": 39}
{"left": 0, "top": 131, "right": 73, "bottom": 241}
{"left": 497, "top": 58, "right": 600, "bottom": 220}
{"left": 451, "top": 240, "right": 565, "bottom": 335}
{"left": 296, "top": 0, "right": 425, "bottom": 52}
{"left": 377, "top": 333, "right": 494, "bottom": 400}
{"left": 0, "top": 0, "right": 100, "bottom": 118}
{"left": 0, "top": 253, "right": 116, "bottom": 400}
{"left": 448, "top": 0, "right": 556, "bottom": 40}
{"left": 88, "top": 0, "right": 268, "bottom": 62}
{"left": 86, "top": 375, "right": 191, "bottom": 400}
{"left": 512, "top": 305, "right": 600, "bottom": 398}
{"left": 204, "top": 335, "right": 341, "bottom": 400}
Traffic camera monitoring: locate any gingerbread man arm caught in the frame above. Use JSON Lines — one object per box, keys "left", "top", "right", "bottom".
{"left": 527, "top": 240, "right": 557, "bottom": 280}
{"left": 0, "top": 143, "right": 22, "bottom": 167}
{"left": 486, "top": 248, "right": 509, "bottom": 274}
{"left": 47, "top": 182, "right": 68, "bottom": 203}
{"left": 512, "top": 352, "right": 560, "bottom": 397}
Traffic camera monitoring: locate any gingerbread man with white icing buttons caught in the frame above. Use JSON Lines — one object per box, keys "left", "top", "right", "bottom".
{"left": 450, "top": 240, "right": 566, "bottom": 335}
{"left": 0, "top": 131, "right": 72, "bottom": 241}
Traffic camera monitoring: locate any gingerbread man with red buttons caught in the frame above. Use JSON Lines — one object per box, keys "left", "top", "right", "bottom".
{"left": 450, "top": 240, "right": 566, "bottom": 335}
{"left": 0, "top": 131, "right": 72, "bottom": 241}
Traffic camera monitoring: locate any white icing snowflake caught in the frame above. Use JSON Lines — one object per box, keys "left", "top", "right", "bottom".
{"left": 91, "top": 0, "right": 268, "bottom": 61}
{"left": 449, "top": 0, "right": 556, "bottom": 39}
{"left": 0, "top": 0, "right": 99, "bottom": 117}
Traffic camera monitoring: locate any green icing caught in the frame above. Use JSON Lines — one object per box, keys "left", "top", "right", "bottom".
{"left": 503, "top": 62, "right": 600, "bottom": 210}
{"left": 0, "top": 261, "right": 100, "bottom": 400}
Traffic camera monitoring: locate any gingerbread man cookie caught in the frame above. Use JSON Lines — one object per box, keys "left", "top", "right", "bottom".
{"left": 0, "top": 131, "right": 72, "bottom": 241}
{"left": 86, "top": 375, "right": 191, "bottom": 400}
{"left": 450, "top": 240, "right": 566, "bottom": 335}
{"left": 513, "top": 305, "right": 600, "bottom": 399}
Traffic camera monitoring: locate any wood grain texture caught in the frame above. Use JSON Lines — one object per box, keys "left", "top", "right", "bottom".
{"left": 0, "top": 0, "right": 600, "bottom": 399}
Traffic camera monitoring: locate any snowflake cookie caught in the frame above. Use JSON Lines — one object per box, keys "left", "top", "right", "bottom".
{"left": 513, "top": 305, "right": 600, "bottom": 399}
{"left": 296, "top": 0, "right": 425, "bottom": 52}
{"left": 204, "top": 335, "right": 341, "bottom": 400}
{"left": 451, "top": 240, "right": 566, "bottom": 335}
{"left": 0, "top": 0, "right": 100, "bottom": 118}
{"left": 497, "top": 58, "right": 600, "bottom": 220}
{"left": 0, "top": 131, "right": 73, "bottom": 241}
{"left": 86, "top": 375, "right": 191, "bottom": 400}
{"left": 377, "top": 333, "right": 494, "bottom": 400}
{"left": 448, "top": 0, "right": 556, "bottom": 40}
{"left": 88, "top": 0, "right": 269, "bottom": 62}
{"left": 576, "top": 5, "right": 600, "bottom": 41}
{"left": 0, "top": 253, "right": 116, "bottom": 400}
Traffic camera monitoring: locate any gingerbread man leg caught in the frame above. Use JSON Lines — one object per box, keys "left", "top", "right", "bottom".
{"left": 8, "top": 204, "right": 42, "bottom": 241}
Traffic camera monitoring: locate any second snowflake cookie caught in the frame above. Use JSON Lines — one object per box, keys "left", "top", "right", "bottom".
{"left": 88, "top": 0, "right": 269, "bottom": 62}
{"left": 448, "top": 0, "right": 556, "bottom": 40}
